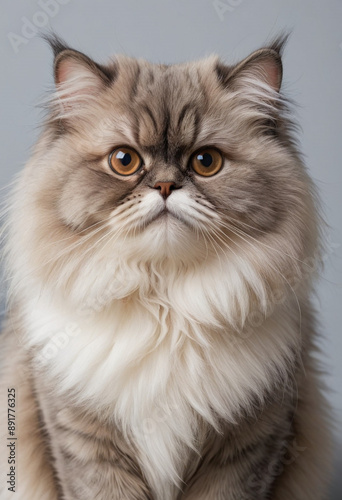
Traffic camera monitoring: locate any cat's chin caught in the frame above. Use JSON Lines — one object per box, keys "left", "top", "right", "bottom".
{"left": 128, "top": 213, "right": 208, "bottom": 262}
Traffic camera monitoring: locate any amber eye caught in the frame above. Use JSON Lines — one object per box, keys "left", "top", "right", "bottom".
{"left": 109, "top": 147, "right": 142, "bottom": 176}
{"left": 191, "top": 148, "right": 223, "bottom": 177}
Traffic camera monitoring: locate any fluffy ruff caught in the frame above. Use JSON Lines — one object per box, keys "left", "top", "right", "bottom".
{"left": 0, "top": 36, "right": 333, "bottom": 499}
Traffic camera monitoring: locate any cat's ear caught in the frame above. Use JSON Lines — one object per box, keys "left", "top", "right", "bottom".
{"left": 230, "top": 49, "right": 282, "bottom": 92}
{"left": 46, "top": 35, "right": 114, "bottom": 116}
{"left": 216, "top": 37, "right": 287, "bottom": 93}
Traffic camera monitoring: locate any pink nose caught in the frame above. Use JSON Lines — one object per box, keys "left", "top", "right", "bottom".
{"left": 153, "top": 182, "right": 177, "bottom": 199}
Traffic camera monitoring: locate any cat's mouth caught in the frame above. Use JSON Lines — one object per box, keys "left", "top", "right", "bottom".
{"left": 144, "top": 206, "right": 191, "bottom": 229}
{"left": 146, "top": 207, "right": 172, "bottom": 224}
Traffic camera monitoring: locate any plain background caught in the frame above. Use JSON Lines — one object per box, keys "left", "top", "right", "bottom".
{"left": 1, "top": 0, "right": 341, "bottom": 496}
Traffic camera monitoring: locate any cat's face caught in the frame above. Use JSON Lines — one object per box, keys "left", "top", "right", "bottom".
{"left": 6, "top": 38, "right": 318, "bottom": 310}
{"left": 46, "top": 41, "right": 291, "bottom": 255}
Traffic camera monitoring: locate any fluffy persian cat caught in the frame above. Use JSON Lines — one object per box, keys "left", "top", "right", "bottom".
{"left": 0, "top": 36, "right": 332, "bottom": 499}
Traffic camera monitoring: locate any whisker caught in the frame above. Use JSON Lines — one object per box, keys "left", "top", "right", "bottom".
{"left": 217, "top": 213, "right": 314, "bottom": 269}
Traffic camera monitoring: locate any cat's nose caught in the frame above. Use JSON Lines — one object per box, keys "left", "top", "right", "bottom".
{"left": 153, "top": 182, "right": 180, "bottom": 199}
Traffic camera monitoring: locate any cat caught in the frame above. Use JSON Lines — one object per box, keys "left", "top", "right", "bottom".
{"left": 0, "top": 35, "right": 332, "bottom": 499}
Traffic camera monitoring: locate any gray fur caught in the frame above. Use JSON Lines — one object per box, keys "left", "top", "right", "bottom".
{"left": 0, "top": 37, "right": 332, "bottom": 499}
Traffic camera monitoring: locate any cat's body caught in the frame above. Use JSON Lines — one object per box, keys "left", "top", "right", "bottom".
{"left": 0, "top": 37, "right": 332, "bottom": 499}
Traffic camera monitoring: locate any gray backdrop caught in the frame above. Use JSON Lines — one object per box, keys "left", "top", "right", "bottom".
{"left": 1, "top": 0, "right": 341, "bottom": 497}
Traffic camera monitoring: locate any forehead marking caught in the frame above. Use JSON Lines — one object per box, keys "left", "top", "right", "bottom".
{"left": 129, "top": 65, "right": 205, "bottom": 162}
{"left": 129, "top": 65, "right": 141, "bottom": 100}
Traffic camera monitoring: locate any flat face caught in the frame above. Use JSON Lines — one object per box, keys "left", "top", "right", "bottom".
{"left": 43, "top": 51, "right": 295, "bottom": 261}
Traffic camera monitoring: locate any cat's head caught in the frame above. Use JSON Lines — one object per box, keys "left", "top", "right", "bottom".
{"left": 5, "top": 36, "right": 320, "bottom": 316}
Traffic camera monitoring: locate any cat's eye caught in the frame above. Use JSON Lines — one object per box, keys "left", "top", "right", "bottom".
{"left": 191, "top": 148, "right": 223, "bottom": 177}
{"left": 109, "top": 147, "right": 143, "bottom": 176}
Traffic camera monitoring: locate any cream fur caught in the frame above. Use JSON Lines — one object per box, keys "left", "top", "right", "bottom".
{"left": 0, "top": 39, "right": 332, "bottom": 499}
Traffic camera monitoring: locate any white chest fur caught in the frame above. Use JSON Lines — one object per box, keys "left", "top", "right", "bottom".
{"left": 23, "top": 261, "right": 300, "bottom": 500}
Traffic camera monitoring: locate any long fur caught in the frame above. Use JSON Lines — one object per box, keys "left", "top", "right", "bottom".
{"left": 0, "top": 37, "right": 332, "bottom": 499}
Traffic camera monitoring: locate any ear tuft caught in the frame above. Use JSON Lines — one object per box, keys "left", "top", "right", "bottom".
{"left": 268, "top": 32, "right": 289, "bottom": 58}
{"left": 42, "top": 32, "right": 70, "bottom": 58}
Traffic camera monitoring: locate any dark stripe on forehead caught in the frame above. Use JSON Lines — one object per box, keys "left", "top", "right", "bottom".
{"left": 142, "top": 105, "right": 158, "bottom": 134}
{"left": 176, "top": 104, "right": 202, "bottom": 151}
{"left": 131, "top": 109, "right": 142, "bottom": 148}
{"left": 131, "top": 106, "right": 158, "bottom": 153}
{"left": 192, "top": 109, "right": 202, "bottom": 147}
{"left": 177, "top": 103, "right": 192, "bottom": 129}
{"left": 147, "top": 69, "right": 155, "bottom": 86}
{"left": 130, "top": 65, "right": 141, "bottom": 100}
{"left": 162, "top": 106, "right": 171, "bottom": 162}
{"left": 188, "top": 106, "right": 201, "bottom": 147}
